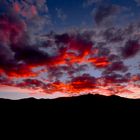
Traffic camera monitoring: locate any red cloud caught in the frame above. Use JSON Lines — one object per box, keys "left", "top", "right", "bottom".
{"left": 0, "top": 3, "right": 140, "bottom": 99}
{"left": 0, "top": 15, "right": 26, "bottom": 45}
{"left": 31, "top": 5, "right": 38, "bottom": 17}
{"left": 13, "top": 2, "right": 21, "bottom": 13}
{"left": 88, "top": 57, "right": 110, "bottom": 68}
{"left": 5, "top": 65, "right": 38, "bottom": 78}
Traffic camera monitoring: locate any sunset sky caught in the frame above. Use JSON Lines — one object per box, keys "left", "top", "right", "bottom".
{"left": 0, "top": 0, "right": 140, "bottom": 99}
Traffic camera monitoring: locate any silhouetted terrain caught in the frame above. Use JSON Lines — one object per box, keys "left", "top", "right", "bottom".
{"left": 1, "top": 94, "right": 138, "bottom": 134}
{"left": 0, "top": 94, "right": 140, "bottom": 114}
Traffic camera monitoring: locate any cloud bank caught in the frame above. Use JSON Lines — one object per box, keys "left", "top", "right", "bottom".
{"left": 0, "top": 0, "right": 140, "bottom": 99}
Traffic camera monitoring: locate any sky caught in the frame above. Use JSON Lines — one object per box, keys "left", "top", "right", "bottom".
{"left": 0, "top": 0, "right": 140, "bottom": 99}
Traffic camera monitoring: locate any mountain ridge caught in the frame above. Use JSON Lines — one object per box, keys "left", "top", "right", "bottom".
{"left": 0, "top": 94, "right": 140, "bottom": 109}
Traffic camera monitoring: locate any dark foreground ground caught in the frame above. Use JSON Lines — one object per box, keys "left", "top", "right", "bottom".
{"left": 1, "top": 94, "right": 140, "bottom": 129}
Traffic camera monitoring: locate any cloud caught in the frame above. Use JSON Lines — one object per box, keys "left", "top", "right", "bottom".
{"left": 103, "top": 61, "right": 128, "bottom": 75}
{"left": 102, "top": 27, "right": 124, "bottom": 42}
{"left": 135, "top": 0, "right": 140, "bottom": 6}
{"left": 94, "top": 4, "right": 123, "bottom": 25}
{"left": 0, "top": 1, "right": 140, "bottom": 99}
{"left": 12, "top": 0, "right": 50, "bottom": 35}
{"left": 56, "top": 8, "right": 67, "bottom": 21}
{"left": 71, "top": 74, "right": 96, "bottom": 90}
{"left": 121, "top": 40, "right": 140, "bottom": 58}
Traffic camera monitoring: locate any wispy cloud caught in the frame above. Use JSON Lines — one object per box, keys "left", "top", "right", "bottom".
{"left": 56, "top": 8, "right": 67, "bottom": 21}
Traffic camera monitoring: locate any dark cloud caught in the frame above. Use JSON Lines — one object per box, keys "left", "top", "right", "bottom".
{"left": 103, "top": 61, "right": 128, "bottom": 75}
{"left": 94, "top": 4, "right": 122, "bottom": 25}
{"left": 14, "top": 46, "right": 50, "bottom": 65}
{"left": 108, "top": 54, "right": 120, "bottom": 62}
{"left": 55, "top": 33, "right": 70, "bottom": 44}
{"left": 103, "top": 73, "right": 129, "bottom": 84}
{"left": 103, "top": 27, "right": 124, "bottom": 42}
{"left": 121, "top": 40, "right": 140, "bottom": 58}
{"left": 97, "top": 47, "right": 110, "bottom": 56}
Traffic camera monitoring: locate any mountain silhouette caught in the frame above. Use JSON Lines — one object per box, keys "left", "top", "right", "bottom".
{"left": 0, "top": 94, "right": 140, "bottom": 113}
